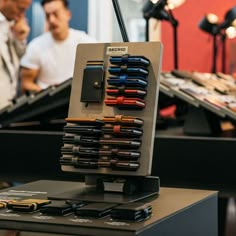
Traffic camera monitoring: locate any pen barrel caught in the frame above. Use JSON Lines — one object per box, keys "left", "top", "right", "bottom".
{"left": 60, "top": 156, "right": 73, "bottom": 165}
{"left": 113, "top": 161, "right": 140, "bottom": 170}
{"left": 74, "top": 160, "right": 98, "bottom": 169}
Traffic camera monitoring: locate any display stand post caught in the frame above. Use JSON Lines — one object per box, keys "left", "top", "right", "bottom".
{"left": 49, "top": 175, "right": 160, "bottom": 204}
{"left": 112, "top": 0, "right": 129, "bottom": 42}
{"left": 183, "top": 106, "right": 222, "bottom": 136}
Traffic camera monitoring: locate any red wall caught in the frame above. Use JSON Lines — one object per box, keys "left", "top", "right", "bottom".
{"left": 161, "top": 0, "right": 236, "bottom": 73}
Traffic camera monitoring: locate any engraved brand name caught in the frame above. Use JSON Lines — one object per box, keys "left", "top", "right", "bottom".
{"left": 106, "top": 46, "right": 128, "bottom": 55}
{"left": 108, "top": 47, "right": 126, "bottom": 52}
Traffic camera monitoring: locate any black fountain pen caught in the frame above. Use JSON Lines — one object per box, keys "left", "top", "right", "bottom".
{"left": 61, "top": 146, "right": 141, "bottom": 159}
{"left": 60, "top": 156, "right": 99, "bottom": 169}
{"left": 75, "top": 147, "right": 141, "bottom": 159}
{"left": 60, "top": 156, "right": 139, "bottom": 170}
{"left": 63, "top": 135, "right": 101, "bottom": 146}
{"left": 102, "top": 125, "right": 143, "bottom": 137}
{"left": 99, "top": 159, "right": 140, "bottom": 171}
{"left": 60, "top": 155, "right": 74, "bottom": 165}
{"left": 74, "top": 159, "right": 99, "bottom": 169}
{"left": 63, "top": 136, "right": 141, "bottom": 149}
{"left": 64, "top": 125, "right": 102, "bottom": 136}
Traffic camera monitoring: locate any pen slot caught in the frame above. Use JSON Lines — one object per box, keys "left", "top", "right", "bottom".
{"left": 121, "top": 54, "right": 129, "bottom": 64}
{"left": 120, "top": 65, "right": 128, "bottom": 73}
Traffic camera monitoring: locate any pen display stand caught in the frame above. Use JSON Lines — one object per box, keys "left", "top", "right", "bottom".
{"left": 53, "top": 42, "right": 163, "bottom": 203}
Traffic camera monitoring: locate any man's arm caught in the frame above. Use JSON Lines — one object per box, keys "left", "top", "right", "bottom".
{"left": 12, "top": 17, "right": 30, "bottom": 57}
{"left": 20, "top": 67, "right": 41, "bottom": 93}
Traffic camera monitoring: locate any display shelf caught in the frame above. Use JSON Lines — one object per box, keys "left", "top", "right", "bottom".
{"left": 160, "top": 70, "right": 236, "bottom": 135}
{"left": 0, "top": 79, "right": 72, "bottom": 128}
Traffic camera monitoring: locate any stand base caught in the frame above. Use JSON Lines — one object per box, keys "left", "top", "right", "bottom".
{"left": 48, "top": 176, "right": 160, "bottom": 204}
{"left": 183, "top": 107, "right": 222, "bottom": 136}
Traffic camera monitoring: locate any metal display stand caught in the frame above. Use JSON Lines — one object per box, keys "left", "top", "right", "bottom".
{"left": 56, "top": 42, "right": 163, "bottom": 203}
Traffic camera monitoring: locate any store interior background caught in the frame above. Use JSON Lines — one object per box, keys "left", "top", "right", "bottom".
{"left": 2, "top": 1, "right": 236, "bottom": 235}
{"left": 26, "top": 0, "right": 236, "bottom": 74}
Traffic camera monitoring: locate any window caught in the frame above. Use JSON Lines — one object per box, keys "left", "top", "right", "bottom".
{"left": 88, "top": 0, "right": 146, "bottom": 42}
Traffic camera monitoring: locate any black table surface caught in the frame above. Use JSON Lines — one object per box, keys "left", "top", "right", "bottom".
{"left": 0, "top": 180, "right": 217, "bottom": 236}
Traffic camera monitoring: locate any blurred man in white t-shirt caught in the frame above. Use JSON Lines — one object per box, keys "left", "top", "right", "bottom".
{"left": 20, "top": 0, "right": 96, "bottom": 92}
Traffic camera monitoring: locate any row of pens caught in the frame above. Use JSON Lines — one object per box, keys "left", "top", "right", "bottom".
{"left": 60, "top": 115, "right": 144, "bottom": 171}
{"left": 105, "top": 55, "right": 150, "bottom": 110}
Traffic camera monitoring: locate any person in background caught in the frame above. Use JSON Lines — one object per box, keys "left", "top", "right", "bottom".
{"left": 20, "top": 0, "right": 96, "bottom": 93}
{"left": 0, "top": 0, "right": 31, "bottom": 109}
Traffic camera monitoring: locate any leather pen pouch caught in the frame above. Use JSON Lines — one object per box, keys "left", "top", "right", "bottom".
{"left": 105, "top": 96, "right": 146, "bottom": 109}
{"left": 65, "top": 118, "right": 104, "bottom": 126}
{"left": 108, "top": 65, "right": 149, "bottom": 76}
{"left": 75, "top": 203, "right": 117, "bottom": 218}
{"left": 64, "top": 125, "right": 102, "bottom": 136}
{"left": 109, "top": 55, "right": 150, "bottom": 67}
{"left": 106, "top": 86, "right": 147, "bottom": 98}
{"left": 7, "top": 199, "right": 51, "bottom": 212}
{"left": 80, "top": 61, "right": 105, "bottom": 103}
{"left": 40, "top": 200, "right": 85, "bottom": 216}
{"left": 111, "top": 202, "right": 152, "bottom": 222}
{"left": 107, "top": 75, "right": 148, "bottom": 88}
{"left": 102, "top": 115, "right": 144, "bottom": 127}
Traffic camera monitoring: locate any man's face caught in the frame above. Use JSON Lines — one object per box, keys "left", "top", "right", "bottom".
{"left": 2, "top": 0, "right": 31, "bottom": 21}
{"left": 43, "top": 0, "right": 71, "bottom": 39}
